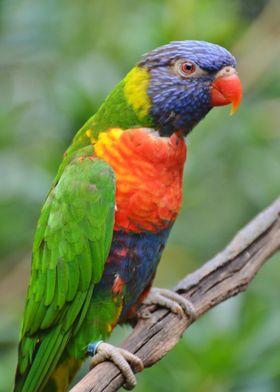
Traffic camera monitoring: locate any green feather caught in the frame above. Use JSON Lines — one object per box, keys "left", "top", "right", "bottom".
{"left": 56, "top": 258, "right": 69, "bottom": 309}
{"left": 15, "top": 156, "right": 116, "bottom": 392}
{"left": 28, "top": 300, "right": 46, "bottom": 334}
{"left": 62, "top": 291, "right": 88, "bottom": 332}
{"left": 72, "top": 283, "right": 94, "bottom": 335}
{"left": 77, "top": 241, "right": 92, "bottom": 291}
{"left": 66, "top": 260, "right": 80, "bottom": 302}
{"left": 45, "top": 267, "right": 56, "bottom": 306}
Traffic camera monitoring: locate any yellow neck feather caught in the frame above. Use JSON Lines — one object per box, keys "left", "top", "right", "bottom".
{"left": 124, "top": 66, "right": 151, "bottom": 119}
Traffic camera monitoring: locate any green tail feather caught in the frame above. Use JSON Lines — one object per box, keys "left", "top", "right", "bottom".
{"left": 14, "top": 327, "right": 71, "bottom": 392}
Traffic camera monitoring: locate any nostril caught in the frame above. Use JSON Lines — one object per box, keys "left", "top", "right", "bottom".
{"left": 215, "top": 66, "right": 236, "bottom": 79}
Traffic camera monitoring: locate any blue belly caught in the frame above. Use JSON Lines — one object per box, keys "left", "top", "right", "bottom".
{"left": 93, "top": 228, "right": 171, "bottom": 320}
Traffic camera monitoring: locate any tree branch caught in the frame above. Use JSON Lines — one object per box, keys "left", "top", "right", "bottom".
{"left": 70, "top": 197, "right": 280, "bottom": 392}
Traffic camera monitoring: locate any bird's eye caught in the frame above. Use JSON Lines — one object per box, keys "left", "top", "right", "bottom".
{"left": 176, "top": 60, "right": 196, "bottom": 77}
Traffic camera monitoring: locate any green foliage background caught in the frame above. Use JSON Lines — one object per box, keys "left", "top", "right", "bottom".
{"left": 0, "top": 0, "right": 280, "bottom": 391}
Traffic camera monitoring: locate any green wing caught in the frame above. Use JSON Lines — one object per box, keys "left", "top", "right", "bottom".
{"left": 14, "top": 154, "right": 116, "bottom": 392}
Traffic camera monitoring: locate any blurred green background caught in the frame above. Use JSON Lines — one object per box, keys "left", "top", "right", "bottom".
{"left": 1, "top": 0, "right": 280, "bottom": 391}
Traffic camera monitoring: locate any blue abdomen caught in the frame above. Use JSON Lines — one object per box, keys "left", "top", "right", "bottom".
{"left": 94, "top": 228, "right": 171, "bottom": 320}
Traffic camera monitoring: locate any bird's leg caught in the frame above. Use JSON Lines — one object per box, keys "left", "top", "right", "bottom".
{"left": 141, "top": 287, "right": 196, "bottom": 320}
{"left": 87, "top": 341, "right": 143, "bottom": 390}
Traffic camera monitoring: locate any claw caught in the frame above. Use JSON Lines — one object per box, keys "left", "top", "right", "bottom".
{"left": 89, "top": 342, "right": 143, "bottom": 390}
{"left": 143, "top": 287, "right": 196, "bottom": 321}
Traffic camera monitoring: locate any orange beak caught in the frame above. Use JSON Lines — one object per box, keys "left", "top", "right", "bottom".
{"left": 211, "top": 73, "right": 242, "bottom": 115}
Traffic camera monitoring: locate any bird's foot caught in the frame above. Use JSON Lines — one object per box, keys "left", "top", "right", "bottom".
{"left": 88, "top": 341, "right": 143, "bottom": 390}
{"left": 141, "top": 287, "right": 196, "bottom": 320}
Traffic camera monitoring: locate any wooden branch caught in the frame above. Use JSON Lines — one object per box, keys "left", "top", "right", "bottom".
{"left": 71, "top": 197, "right": 280, "bottom": 392}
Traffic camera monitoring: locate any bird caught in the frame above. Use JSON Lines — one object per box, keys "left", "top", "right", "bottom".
{"left": 14, "top": 40, "right": 242, "bottom": 392}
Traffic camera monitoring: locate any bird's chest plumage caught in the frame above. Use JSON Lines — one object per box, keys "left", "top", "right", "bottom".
{"left": 94, "top": 127, "right": 187, "bottom": 232}
{"left": 93, "top": 127, "right": 186, "bottom": 320}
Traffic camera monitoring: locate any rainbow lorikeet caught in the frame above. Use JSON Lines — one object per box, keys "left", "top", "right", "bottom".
{"left": 14, "top": 40, "right": 242, "bottom": 392}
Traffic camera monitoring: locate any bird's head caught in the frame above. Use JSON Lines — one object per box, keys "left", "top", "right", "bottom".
{"left": 124, "top": 40, "right": 242, "bottom": 136}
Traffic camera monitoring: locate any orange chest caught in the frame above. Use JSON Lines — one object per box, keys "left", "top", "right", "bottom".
{"left": 94, "top": 128, "right": 187, "bottom": 233}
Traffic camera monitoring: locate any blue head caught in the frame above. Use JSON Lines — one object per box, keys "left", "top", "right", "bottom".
{"left": 138, "top": 40, "right": 241, "bottom": 136}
